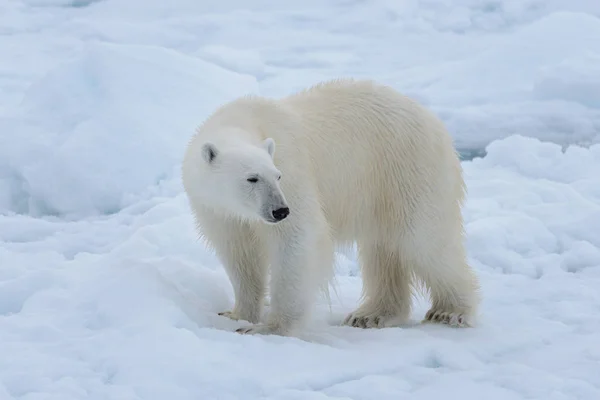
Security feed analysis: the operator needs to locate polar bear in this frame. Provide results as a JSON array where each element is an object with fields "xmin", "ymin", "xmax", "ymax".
[{"xmin": 182, "ymin": 78, "xmax": 480, "ymax": 336}]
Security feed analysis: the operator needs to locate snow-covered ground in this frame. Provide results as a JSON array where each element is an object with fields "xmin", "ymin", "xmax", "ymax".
[{"xmin": 1, "ymin": 1, "xmax": 599, "ymax": 399}]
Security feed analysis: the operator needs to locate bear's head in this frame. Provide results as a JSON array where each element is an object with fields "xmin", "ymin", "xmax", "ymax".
[{"xmin": 185, "ymin": 135, "xmax": 289, "ymax": 224}]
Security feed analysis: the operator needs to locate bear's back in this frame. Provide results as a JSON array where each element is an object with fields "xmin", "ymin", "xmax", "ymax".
[{"xmin": 276, "ymin": 79, "xmax": 463, "ymax": 240}]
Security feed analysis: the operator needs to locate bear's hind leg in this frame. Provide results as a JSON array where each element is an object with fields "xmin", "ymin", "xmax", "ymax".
[
  {"xmin": 408, "ymin": 233, "xmax": 480, "ymax": 327},
  {"xmin": 343, "ymin": 242, "xmax": 412, "ymax": 328}
]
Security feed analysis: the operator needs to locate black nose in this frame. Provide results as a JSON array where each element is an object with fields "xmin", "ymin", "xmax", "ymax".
[{"xmin": 272, "ymin": 207, "xmax": 290, "ymax": 221}]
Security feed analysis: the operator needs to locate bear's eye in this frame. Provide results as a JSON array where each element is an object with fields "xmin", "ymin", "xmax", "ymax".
[
  {"xmin": 277, "ymin": 175, "xmax": 281, "ymax": 181},
  {"xmin": 247, "ymin": 177, "xmax": 259, "ymax": 183}
]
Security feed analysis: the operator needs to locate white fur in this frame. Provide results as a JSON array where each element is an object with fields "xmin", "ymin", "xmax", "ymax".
[{"xmin": 182, "ymin": 78, "xmax": 480, "ymax": 336}]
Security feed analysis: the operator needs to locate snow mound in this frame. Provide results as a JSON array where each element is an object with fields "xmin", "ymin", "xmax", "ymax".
[
  {"xmin": 464, "ymin": 135, "xmax": 600, "ymax": 279},
  {"xmin": 195, "ymin": 45, "xmax": 267, "ymax": 79},
  {"xmin": 476, "ymin": 134, "xmax": 600, "ymax": 182},
  {"xmin": 0, "ymin": 42, "xmax": 258, "ymax": 218}
]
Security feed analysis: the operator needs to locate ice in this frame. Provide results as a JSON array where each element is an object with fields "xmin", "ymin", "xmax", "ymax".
[
  {"xmin": 393, "ymin": 11, "xmax": 600, "ymax": 151},
  {"xmin": 1, "ymin": 0, "xmax": 600, "ymax": 399}
]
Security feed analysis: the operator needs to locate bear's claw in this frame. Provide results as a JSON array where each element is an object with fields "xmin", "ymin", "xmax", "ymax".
[
  {"xmin": 423, "ymin": 309, "xmax": 471, "ymax": 327},
  {"xmin": 218, "ymin": 311, "xmax": 239, "ymax": 320},
  {"xmin": 342, "ymin": 308, "xmax": 408, "ymax": 329},
  {"xmin": 235, "ymin": 323, "xmax": 286, "ymax": 336},
  {"xmin": 218, "ymin": 309, "xmax": 261, "ymax": 324},
  {"xmin": 343, "ymin": 314, "xmax": 384, "ymax": 329}
]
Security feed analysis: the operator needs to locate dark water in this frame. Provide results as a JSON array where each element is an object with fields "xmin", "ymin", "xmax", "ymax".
[{"xmin": 458, "ymin": 148, "xmax": 487, "ymax": 161}]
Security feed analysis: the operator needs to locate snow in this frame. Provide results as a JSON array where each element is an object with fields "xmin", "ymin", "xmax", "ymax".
[{"xmin": 0, "ymin": 1, "xmax": 599, "ymax": 399}]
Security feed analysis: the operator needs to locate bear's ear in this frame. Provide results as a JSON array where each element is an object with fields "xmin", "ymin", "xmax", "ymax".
[
  {"xmin": 262, "ymin": 138, "xmax": 276, "ymax": 159},
  {"xmin": 201, "ymin": 142, "xmax": 218, "ymax": 164}
]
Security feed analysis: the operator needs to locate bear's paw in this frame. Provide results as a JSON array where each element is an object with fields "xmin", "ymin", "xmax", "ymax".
[{"xmin": 342, "ymin": 308, "xmax": 409, "ymax": 329}]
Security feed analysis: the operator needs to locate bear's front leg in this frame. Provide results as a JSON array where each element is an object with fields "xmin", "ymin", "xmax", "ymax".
[
  {"xmin": 236, "ymin": 216, "xmax": 321, "ymax": 336},
  {"xmin": 217, "ymin": 240, "xmax": 268, "ymax": 324},
  {"xmin": 201, "ymin": 215, "xmax": 268, "ymax": 325}
]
